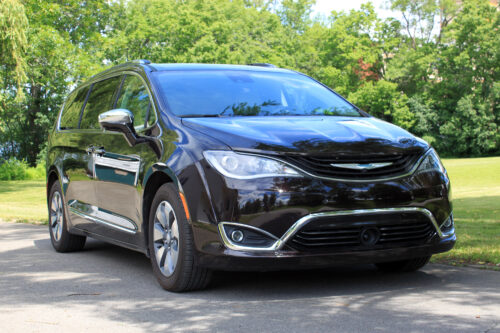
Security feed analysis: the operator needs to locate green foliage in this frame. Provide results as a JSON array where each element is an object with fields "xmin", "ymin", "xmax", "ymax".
[
  {"xmin": 107, "ymin": 0, "xmax": 291, "ymax": 66},
  {"xmin": 0, "ymin": 0, "xmax": 28, "ymax": 100},
  {"xmin": 0, "ymin": 158, "xmax": 26, "ymax": 180},
  {"xmin": 0, "ymin": 158, "xmax": 45, "ymax": 180},
  {"xmin": 0, "ymin": 0, "xmax": 499, "ymax": 162},
  {"xmin": 440, "ymin": 95, "xmax": 498, "ymax": 156},
  {"xmin": 348, "ymin": 80, "xmax": 414, "ymax": 130}
]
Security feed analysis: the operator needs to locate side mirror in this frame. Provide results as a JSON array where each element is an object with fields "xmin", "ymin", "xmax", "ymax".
[
  {"xmin": 99, "ymin": 109, "xmax": 139, "ymax": 146},
  {"xmin": 98, "ymin": 109, "xmax": 162, "ymax": 157},
  {"xmin": 99, "ymin": 109, "xmax": 134, "ymax": 132}
]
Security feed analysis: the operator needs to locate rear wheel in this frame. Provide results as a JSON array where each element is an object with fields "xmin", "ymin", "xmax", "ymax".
[
  {"xmin": 148, "ymin": 183, "xmax": 211, "ymax": 292},
  {"xmin": 375, "ymin": 256, "xmax": 431, "ymax": 272},
  {"xmin": 48, "ymin": 181, "xmax": 86, "ymax": 252}
]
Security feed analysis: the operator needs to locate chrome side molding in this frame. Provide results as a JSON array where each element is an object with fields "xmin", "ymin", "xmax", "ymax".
[
  {"xmin": 68, "ymin": 200, "xmax": 137, "ymax": 234},
  {"xmin": 219, "ymin": 207, "xmax": 455, "ymax": 252}
]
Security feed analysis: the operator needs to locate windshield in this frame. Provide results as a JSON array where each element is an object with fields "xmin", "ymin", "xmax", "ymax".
[{"xmin": 153, "ymin": 70, "xmax": 362, "ymax": 118}]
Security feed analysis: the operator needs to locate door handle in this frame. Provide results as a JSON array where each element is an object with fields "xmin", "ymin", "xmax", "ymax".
[{"xmin": 94, "ymin": 147, "xmax": 105, "ymax": 156}]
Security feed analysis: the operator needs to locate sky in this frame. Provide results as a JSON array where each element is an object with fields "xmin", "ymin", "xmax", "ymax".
[{"xmin": 312, "ymin": 0, "xmax": 396, "ymax": 19}]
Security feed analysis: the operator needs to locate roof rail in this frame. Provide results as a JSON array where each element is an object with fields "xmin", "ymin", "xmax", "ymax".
[
  {"xmin": 247, "ymin": 63, "xmax": 277, "ymax": 68},
  {"xmin": 131, "ymin": 59, "xmax": 152, "ymax": 65}
]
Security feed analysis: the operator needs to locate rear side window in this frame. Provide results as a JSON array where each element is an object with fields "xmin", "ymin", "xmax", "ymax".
[
  {"xmin": 59, "ymin": 87, "xmax": 89, "ymax": 130},
  {"xmin": 116, "ymin": 75, "xmax": 153, "ymax": 129},
  {"xmin": 80, "ymin": 76, "xmax": 122, "ymax": 130}
]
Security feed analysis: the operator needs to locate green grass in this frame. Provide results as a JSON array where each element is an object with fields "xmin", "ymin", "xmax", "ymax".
[
  {"xmin": 0, "ymin": 157, "xmax": 499, "ymax": 266},
  {"xmin": 0, "ymin": 180, "xmax": 47, "ymax": 224},
  {"xmin": 433, "ymin": 157, "xmax": 500, "ymax": 267}
]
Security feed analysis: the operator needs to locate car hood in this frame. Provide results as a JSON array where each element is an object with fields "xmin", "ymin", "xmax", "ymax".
[{"xmin": 181, "ymin": 116, "xmax": 428, "ymax": 156}]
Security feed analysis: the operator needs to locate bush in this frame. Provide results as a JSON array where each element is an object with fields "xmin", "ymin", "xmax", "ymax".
[
  {"xmin": 348, "ymin": 80, "xmax": 415, "ymax": 130},
  {"xmin": 0, "ymin": 158, "xmax": 45, "ymax": 180},
  {"xmin": 25, "ymin": 162, "xmax": 46, "ymax": 180}
]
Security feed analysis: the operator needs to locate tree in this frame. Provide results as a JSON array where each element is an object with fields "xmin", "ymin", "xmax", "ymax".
[
  {"xmin": 348, "ymin": 80, "xmax": 414, "ymax": 130},
  {"xmin": 440, "ymin": 95, "xmax": 497, "ymax": 156},
  {"xmin": 1, "ymin": 0, "xmax": 118, "ymax": 165},
  {"xmin": 0, "ymin": 0, "xmax": 27, "ymax": 99},
  {"xmin": 0, "ymin": 0, "xmax": 28, "ymax": 158},
  {"xmin": 433, "ymin": 0, "xmax": 499, "ymax": 155},
  {"xmin": 107, "ymin": 0, "xmax": 292, "ymax": 67}
]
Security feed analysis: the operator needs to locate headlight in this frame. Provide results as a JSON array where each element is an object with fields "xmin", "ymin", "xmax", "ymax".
[
  {"xmin": 203, "ymin": 151, "xmax": 301, "ymax": 179},
  {"xmin": 415, "ymin": 148, "xmax": 447, "ymax": 175}
]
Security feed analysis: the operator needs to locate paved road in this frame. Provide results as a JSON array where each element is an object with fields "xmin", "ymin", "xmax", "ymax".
[{"xmin": 0, "ymin": 222, "xmax": 499, "ymax": 333}]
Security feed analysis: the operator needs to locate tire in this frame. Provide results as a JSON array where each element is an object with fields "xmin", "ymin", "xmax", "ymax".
[
  {"xmin": 375, "ymin": 256, "xmax": 431, "ymax": 272},
  {"xmin": 148, "ymin": 183, "xmax": 212, "ymax": 292},
  {"xmin": 48, "ymin": 181, "xmax": 86, "ymax": 252}
]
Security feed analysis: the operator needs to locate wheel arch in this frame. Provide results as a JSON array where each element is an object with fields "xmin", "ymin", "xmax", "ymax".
[
  {"xmin": 142, "ymin": 164, "xmax": 185, "ymax": 256},
  {"xmin": 46, "ymin": 166, "xmax": 60, "ymax": 202}
]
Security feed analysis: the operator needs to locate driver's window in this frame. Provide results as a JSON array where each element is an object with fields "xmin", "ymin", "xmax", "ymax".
[{"xmin": 116, "ymin": 75, "xmax": 154, "ymax": 130}]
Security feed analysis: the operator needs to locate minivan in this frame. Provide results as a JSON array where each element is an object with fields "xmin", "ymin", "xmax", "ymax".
[{"xmin": 46, "ymin": 61, "xmax": 455, "ymax": 291}]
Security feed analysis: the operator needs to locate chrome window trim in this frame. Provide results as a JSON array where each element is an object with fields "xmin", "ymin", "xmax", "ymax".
[
  {"xmin": 115, "ymin": 71, "xmax": 159, "ymax": 131},
  {"xmin": 232, "ymin": 149, "xmax": 432, "ymax": 183},
  {"xmin": 218, "ymin": 207, "xmax": 454, "ymax": 253},
  {"xmin": 56, "ymin": 70, "xmax": 160, "ymax": 134}
]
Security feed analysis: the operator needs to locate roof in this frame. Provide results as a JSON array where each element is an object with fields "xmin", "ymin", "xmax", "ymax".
[
  {"xmin": 83, "ymin": 62, "xmax": 295, "ymax": 89},
  {"xmin": 148, "ymin": 63, "xmax": 293, "ymax": 73}
]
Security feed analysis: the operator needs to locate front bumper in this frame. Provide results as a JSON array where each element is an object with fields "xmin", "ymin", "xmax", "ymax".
[
  {"xmin": 194, "ymin": 207, "xmax": 455, "ymax": 271},
  {"xmin": 218, "ymin": 207, "xmax": 454, "ymax": 252},
  {"xmin": 197, "ymin": 234, "xmax": 456, "ymax": 271},
  {"xmin": 182, "ymin": 156, "xmax": 454, "ymax": 270}
]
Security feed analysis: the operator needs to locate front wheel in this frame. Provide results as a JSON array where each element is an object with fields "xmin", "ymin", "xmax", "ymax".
[
  {"xmin": 375, "ymin": 256, "xmax": 431, "ymax": 272},
  {"xmin": 48, "ymin": 181, "xmax": 86, "ymax": 252},
  {"xmin": 148, "ymin": 183, "xmax": 211, "ymax": 292}
]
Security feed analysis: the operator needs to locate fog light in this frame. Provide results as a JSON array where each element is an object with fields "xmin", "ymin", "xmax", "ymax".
[
  {"xmin": 231, "ymin": 230, "xmax": 244, "ymax": 243},
  {"xmin": 441, "ymin": 214, "xmax": 454, "ymax": 231}
]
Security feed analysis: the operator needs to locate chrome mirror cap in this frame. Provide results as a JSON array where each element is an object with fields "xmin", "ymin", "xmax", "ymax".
[{"xmin": 98, "ymin": 109, "xmax": 134, "ymax": 127}]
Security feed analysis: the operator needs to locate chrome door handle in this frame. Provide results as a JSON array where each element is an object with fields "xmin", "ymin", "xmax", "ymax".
[{"xmin": 94, "ymin": 147, "xmax": 105, "ymax": 156}]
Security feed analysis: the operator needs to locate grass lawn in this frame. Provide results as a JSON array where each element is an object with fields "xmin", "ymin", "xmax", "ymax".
[
  {"xmin": 0, "ymin": 180, "xmax": 47, "ymax": 224},
  {"xmin": 0, "ymin": 156, "xmax": 499, "ymax": 266},
  {"xmin": 432, "ymin": 157, "xmax": 500, "ymax": 267}
]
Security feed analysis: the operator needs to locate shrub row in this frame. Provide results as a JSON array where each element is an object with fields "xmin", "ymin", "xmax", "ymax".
[{"xmin": 0, "ymin": 158, "xmax": 45, "ymax": 181}]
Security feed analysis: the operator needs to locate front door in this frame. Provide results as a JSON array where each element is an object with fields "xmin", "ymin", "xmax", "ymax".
[{"xmin": 90, "ymin": 74, "xmax": 158, "ymax": 246}]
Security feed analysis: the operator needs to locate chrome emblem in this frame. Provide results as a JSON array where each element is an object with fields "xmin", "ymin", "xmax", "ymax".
[{"xmin": 330, "ymin": 162, "xmax": 393, "ymax": 170}]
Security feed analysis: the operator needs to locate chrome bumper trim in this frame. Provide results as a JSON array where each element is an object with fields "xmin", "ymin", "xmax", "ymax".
[{"xmin": 219, "ymin": 207, "xmax": 454, "ymax": 252}]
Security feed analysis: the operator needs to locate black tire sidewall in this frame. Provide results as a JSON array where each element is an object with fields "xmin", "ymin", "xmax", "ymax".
[
  {"xmin": 148, "ymin": 183, "xmax": 191, "ymax": 291},
  {"xmin": 48, "ymin": 181, "xmax": 67, "ymax": 249}
]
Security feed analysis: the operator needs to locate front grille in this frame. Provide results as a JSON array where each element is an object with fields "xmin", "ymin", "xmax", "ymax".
[
  {"xmin": 281, "ymin": 152, "xmax": 423, "ymax": 180},
  {"xmin": 288, "ymin": 212, "xmax": 435, "ymax": 253}
]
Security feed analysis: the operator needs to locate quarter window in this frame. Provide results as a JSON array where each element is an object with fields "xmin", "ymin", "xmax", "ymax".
[
  {"xmin": 59, "ymin": 87, "xmax": 89, "ymax": 130},
  {"xmin": 80, "ymin": 76, "xmax": 122, "ymax": 130},
  {"xmin": 116, "ymin": 75, "xmax": 153, "ymax": 129}
]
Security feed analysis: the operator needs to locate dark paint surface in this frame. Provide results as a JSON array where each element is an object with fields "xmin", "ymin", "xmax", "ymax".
[
  {"xmin": 182, "ymin": 116, "xmax": 428, "ymax": 156},
  {"xmin": 46, "ymin": 62, "xmax": 454, "ymax": 268}
]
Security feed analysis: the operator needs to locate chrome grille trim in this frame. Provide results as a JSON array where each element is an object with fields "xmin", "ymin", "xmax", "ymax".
[
  {"xmin": 218, "ymin": 207, "xmax": 454, "ymax": 253},
  {"xmin": 235, "ymin": 149, "xmax": 432, "ymax": 183}
]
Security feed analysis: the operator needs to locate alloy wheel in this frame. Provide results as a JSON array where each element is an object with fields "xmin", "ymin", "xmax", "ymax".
[
  {"xmin": 153, "ymin": 201, "xmax": 180, "ymax": 277},
  {"xmin": 50, "ymin": 191, "xmax": 64, "ymax": 242}
]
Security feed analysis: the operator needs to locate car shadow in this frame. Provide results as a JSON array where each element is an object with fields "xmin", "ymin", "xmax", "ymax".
[{"xmin": 1, "ymin": 223, "xmax": 498, "ymax": 333}]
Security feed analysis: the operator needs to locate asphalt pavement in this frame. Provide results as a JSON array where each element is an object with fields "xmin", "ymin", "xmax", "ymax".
[{"xmin": 0, "ymin": 222, "xmax": 498, "ymax": 333}]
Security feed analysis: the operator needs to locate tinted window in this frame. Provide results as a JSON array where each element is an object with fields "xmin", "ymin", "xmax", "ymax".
[
  {"xmin": 153, "ymin": 71, "xmax": 361, "ymax": 117},
  {"xmin": 116, "ymin": 75, "xmax": 152, "ymax": 129},
  {"xmin": 80, "ymin": 76, "xmax": 122, "ymax": 129},
  {"xmin": 59, "ymin": 87, "xmax": 89, "ymax": 130}
]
